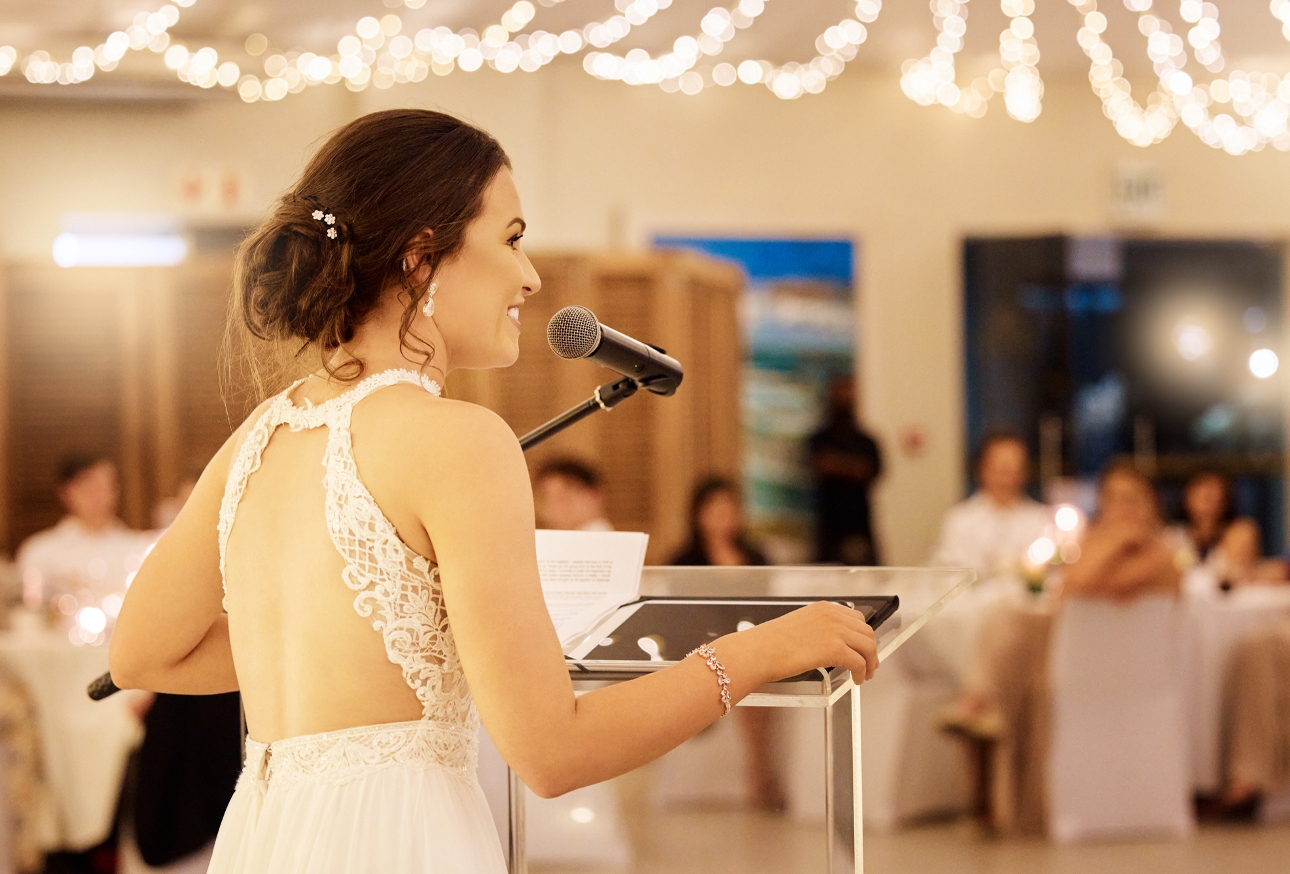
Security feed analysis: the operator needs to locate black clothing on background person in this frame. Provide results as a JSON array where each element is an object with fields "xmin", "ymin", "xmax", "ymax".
[
  {"xmin": 132, "ymin": 692, "xmax": 242, "ymax": 866},
  {"xmin": 670, "ymin": 540, "xmax": 769, "ymax": 566},
  {"xmin": 809, "ymin": 418, "xmax": 883, "ymax": 565}
]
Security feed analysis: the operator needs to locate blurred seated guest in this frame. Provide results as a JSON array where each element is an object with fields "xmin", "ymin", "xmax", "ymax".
[
  {"xmin": 670, "ymin": 477, "xmax": 767, "ymax": 567},
  {"xmin": 1211, "ymin": 620, "xmax": 1290, "ymax": 820},
  {"xmin": 16, "ymin": 453, "xmax": 153, "ymax": 609},
  {"xmin": 809, "ymin": 374, "xmax": 883, "ymax": 565},
  {"xmin": 1059, "ymin": 463, "xmax": 1180, "ymax": 602},
  {"xmin": 532, "ymin": 457, "xmax": 612, "ymax": 531},
  {"xmin": 151, "ymin": 472, "xmax": 200, "ymax": 530},
  {"xmin": 942, "ymin": 461, "xmax": 1180, "ymax": 835},
  {"xmin": 1166, "ymin": 470, "xmax": 1288, "ymax": 589},
  {"xmin": 670, "ymin": 478, "xmax": 778, "ymax": 810},
  {"xmin": 930, "ymin": 429, "xmax": 1050, "ymax": 580}
]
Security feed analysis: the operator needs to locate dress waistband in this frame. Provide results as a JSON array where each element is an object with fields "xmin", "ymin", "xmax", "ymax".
[{"xmin": 240, "ymin": 719, "xmax": 478, "ymax": 788}]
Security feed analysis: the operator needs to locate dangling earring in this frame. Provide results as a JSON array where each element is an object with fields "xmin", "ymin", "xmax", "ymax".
[
  {"xmin": 421, "ymin": 282, "xmax": 438, "ymax": 317},
  {"xmin": 402, "ymin": 257, "xmax": 408, "ymax": 273}
]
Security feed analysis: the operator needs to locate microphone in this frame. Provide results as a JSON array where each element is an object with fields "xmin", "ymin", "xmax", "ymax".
[{"xmin": 547, "ymin": 306, "xmax": 683, "ymax": 396}]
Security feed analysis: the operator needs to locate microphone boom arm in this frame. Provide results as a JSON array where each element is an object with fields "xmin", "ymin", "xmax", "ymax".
[{"xmin": 518, "ymin": 376, "xmax": 638, "ymax": 450}]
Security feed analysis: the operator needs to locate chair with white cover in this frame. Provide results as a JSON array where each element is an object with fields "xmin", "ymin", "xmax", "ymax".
[{"xmin": 1047, "ymin": 595, "xmax": 1194, "ymax": 842}]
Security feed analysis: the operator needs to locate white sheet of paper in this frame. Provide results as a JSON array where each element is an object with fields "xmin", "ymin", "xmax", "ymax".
[{"xmin": 535, "ymin": 529, "xmax": 649, "ymax": 647}]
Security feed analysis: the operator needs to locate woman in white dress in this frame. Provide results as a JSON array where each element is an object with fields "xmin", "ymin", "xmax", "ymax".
[{"xmin": 107, "ymin": 109, "xmax": 880, "ymax": 873}]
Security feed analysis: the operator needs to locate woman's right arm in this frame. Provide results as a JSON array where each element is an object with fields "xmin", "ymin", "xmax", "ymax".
[{"xmin": 413, "ymin": 402, "xmax": 878, "ymax": 799}]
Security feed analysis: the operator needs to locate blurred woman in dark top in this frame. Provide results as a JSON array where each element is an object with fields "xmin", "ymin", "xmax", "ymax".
[
  {"xmin": 1166, "ymin": 470, "xmax": 1287, "ymax": 588},
  {"xmin": 670, "ymin": 477, "xmax": 768, "ymax": 568},
  {"xmin": 670, "ymin": 478, "xmax": 779, "ymax": 809}
]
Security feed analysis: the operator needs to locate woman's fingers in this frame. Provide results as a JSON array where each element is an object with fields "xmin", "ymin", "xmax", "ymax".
[
  {"xmin": 829, "ymin": 628, "xmax": 878, "ymax": 682},
  {"xmin": 846, "ymin": 629, "xmax": 879, "ymax": 680}
]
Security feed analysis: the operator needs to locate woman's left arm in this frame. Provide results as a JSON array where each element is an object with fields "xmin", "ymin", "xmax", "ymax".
[
  {"xmin": 108, "ymin": 433, "xmax": 239, "ymax": 694},
  {"xmin": 1102, "ymin": 536, "xmax": 1181, "ymax": 600}
]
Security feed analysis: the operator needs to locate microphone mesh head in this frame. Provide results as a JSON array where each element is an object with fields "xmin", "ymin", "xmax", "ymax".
[{"xmin": 547, "ymin": 306, "xmax": 601, "ymax": 360}]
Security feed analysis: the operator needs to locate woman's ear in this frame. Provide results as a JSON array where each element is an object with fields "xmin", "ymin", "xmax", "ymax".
[{"xmin": 400, "ymin": 227, "xmax": 436, "ymax": 284}]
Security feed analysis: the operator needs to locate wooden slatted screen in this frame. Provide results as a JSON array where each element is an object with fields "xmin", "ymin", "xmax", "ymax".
[
  {"xmin": 0, "ymin": 250, "xmax": 742, "ymax": 563},
  {"xmin": 447, "ymin": 251, "xmax": 744, "ymax": 562}
]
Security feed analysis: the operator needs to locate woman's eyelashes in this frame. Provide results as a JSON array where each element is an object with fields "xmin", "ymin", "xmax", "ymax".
[{"xmin": 508, "ymin": 233, "xmax": 524, "ymax": 249}]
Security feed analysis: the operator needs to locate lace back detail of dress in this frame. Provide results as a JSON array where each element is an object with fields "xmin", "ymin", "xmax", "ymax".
[{"xmin": 216, "ymin": 369, "xmax": 476, "ymax": 734}]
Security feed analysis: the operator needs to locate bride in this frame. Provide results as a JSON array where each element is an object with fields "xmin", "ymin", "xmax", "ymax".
[{"xmin": 109, "ymin": 109, "xmax": 879, "ymax": 873}]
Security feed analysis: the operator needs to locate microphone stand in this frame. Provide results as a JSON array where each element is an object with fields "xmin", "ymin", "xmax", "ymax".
[
  {"xmin": 88, "ymin": 376, "xmax": 645, "ymax": 701},
  {"xmin": 518, "ymin": 376, "xmax": 638, "ymax": 450}
]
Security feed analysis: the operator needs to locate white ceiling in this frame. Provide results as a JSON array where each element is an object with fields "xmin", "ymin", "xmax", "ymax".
[{"xmin": 3, "ymin": 0, "xmax": 1290, "ymax": 93}]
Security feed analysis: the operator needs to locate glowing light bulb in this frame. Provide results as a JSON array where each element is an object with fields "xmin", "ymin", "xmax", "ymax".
[
  {"xmin": 1250, "ymin": 348, "xmax": 1279, "ymax": 379},
  {"xmin": 1055, "ymin": 505, "xmax": 1080, "ymax": 532},
  {"xmin": 1173, "ymin": 322, "xmax": 1212, "ymax": 361},
  {"xmin": 77, "ymin": 606, "xmax": 107, "ymax": 635},
  {"xmin": 1027, "ymin": 537, "xmax": 1056, "ymax": 565}
]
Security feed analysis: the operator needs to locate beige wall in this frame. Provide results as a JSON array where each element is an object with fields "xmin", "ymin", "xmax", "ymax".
[{"xmin": 3, "ymin": 63, "xmax": 1290, "ymax": 563}]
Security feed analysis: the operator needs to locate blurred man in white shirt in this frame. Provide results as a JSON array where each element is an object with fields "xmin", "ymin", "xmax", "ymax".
[
  {"xmin": 931, "ymin": 431, "xmax": 1051, "ymax": 581},
  {"xmin": 17, "ymin": 453, "xmax": 154, "ymax": 611},
  {"xmin": 533, "ymin": 458, "xmax": 613, "ymax": 532}
]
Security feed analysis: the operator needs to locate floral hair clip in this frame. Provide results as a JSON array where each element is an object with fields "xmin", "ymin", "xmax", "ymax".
[{"xmin": 311, "ymin": 208, "xmax": 339, "ymax": 240}]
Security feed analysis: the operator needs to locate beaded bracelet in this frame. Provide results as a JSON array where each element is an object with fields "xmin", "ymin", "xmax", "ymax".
[{"xmin": 689, "ymin": 643, "xmax": 732, "ymax": 715}]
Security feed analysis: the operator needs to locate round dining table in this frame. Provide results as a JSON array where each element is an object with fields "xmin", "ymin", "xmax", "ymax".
[{"xmin": 0, "ymin": 627, "xmax": 142, "ymax": 852}]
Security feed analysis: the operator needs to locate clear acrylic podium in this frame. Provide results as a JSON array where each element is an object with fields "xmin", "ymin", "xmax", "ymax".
[{"xmin": 504, "ymin": 565, "xmax": 974, "ymax": 874}]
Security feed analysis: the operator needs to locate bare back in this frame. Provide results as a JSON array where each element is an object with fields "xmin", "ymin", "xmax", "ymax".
[{"xmin": 220, "ymin": 369, "xmax": 475, "ymax": 745}]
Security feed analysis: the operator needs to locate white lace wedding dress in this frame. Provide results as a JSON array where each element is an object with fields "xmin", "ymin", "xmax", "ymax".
[{"xmin": 206, "ymin": 370, "xmax": 507, "ymax": 873}]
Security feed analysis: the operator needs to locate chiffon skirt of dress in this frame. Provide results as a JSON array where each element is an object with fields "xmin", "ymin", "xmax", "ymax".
[{"xmin": 206, "ymin": 719, "xmax": 507, "ymax": 874}]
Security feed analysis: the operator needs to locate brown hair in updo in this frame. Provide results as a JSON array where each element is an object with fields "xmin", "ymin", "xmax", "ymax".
[{"xmin": 228, "ymin": 108, "xmax": 510, "ymax": 396}]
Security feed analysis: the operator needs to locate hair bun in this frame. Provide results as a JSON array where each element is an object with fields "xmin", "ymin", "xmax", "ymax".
[
  {"xmin": 228, "ymin": 109, "xmax": 510, "ymax": 396},
  {"xmin": 237, "ymin": 193, "xmax": 358, "ymax": 350}
]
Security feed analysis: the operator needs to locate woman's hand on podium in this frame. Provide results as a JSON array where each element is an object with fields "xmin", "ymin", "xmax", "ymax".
[{"xmin": 728, "ymin": 600, "xmax": 879, "ymax": 684}]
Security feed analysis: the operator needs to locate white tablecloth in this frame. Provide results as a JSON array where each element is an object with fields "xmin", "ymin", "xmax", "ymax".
[
  {"xmin": 0, "ymin": 630, "xmax": 142, "ymax": 851},
  {"xmin": 1185, "ymin": 586, "xmax": 1290, "ymax": 793},
  {"xmin": 864, "ymin": 579, "xmax": 1290, "ymax": 825}
]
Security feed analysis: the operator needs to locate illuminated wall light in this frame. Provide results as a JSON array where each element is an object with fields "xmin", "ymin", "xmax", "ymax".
[
  {"xmin": 53, "ymin": 233, "xmax": 188, "ymax": 268},
  {"xmin": 570, "ymin": 807, "xmax": 596, "ymax": 824},
  {"xmin": 1172, "ymin": 321, "xmax": 1212, "ymax": 361},
  {"xmin": 1249, "ymin": 348, "xmax": 1279, "ymax": 379}
]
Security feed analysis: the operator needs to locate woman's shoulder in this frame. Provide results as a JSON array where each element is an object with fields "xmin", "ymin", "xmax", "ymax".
[
  {"xmin": 363, "ymin": 387, "xmax": 517, "ymax": 446},
  {"xmin": 358, "ymin": 389, "xmax": 527, "ymax": 490}
]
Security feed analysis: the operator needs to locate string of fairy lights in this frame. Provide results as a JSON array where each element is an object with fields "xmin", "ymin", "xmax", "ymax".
[
  {"xmin": 2, "ymin": 0, "xmax": 1290, "ymax": 154},
  {"xmin": 899, "ymin": 0, "xmax": 1042, "ymax": 121}
]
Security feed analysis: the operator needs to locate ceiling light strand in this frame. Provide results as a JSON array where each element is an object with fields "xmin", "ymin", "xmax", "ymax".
[{"xmin": 2, "ymin": 0, "xmax": 195, "ymax": 85}]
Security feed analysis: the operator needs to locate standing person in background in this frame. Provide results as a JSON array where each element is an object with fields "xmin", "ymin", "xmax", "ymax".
[
  {"xmin": 809, "ymin": 374, "xmax": 883, "ymax": 565},
  {"xmin": 670, "ymin": 478, "xmax": 780, "ymax": 810},
  {"xmin": 532, "ymin": 458, "xmax": 612, "ymax": 531},
  {"xmin": 930, "ymin": 430, "xmax": 1050, "ymax": 580},
  {"xmin": 17, "ymin": 453, "xmax": 152, "ymax": 610}
]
